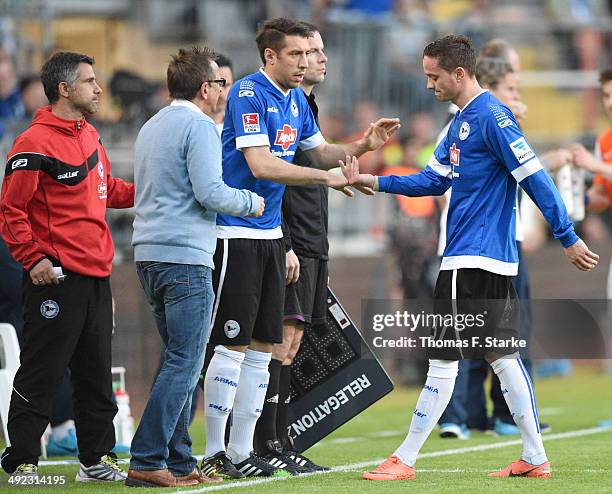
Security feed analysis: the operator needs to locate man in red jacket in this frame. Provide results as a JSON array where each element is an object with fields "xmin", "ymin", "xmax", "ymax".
[{"xmin": 0, "ymin": 51, "xmax": 133, "ymax": 482}]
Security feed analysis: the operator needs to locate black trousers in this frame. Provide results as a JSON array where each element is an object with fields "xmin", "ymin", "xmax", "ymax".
[{"xmin": 1, "ymin": 271, "xmax": 117, "ymax": 472}]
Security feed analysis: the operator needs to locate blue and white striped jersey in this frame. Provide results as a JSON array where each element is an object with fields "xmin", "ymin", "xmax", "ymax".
[{"xmin": 378, "ymin": 91, "xmax": 578, "ymax": 276}]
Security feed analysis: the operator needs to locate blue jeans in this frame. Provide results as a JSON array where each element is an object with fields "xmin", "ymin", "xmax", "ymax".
[{"xmin": 129, "ymin": 262, "xmax": 213, "ymax": 475}]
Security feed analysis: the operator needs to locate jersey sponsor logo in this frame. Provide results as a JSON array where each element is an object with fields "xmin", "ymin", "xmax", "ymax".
[
  {"xmin": 97, "ymin": 161, "xmax": 104, "ymax": 179},
  {"xmin": 40, "ymin": 300, "xmax": 60, "ymax": 319},
  {"xmin": 239, "ymin": 89, "xmax": 255, "ymax": 97},
  {"xmin": 11, "ymin": 158, "xmax": 28, "ymax": 170},
  {"xmin": 224, "ymin": 319, "xmax": 240, "ymax": 338},
  {"xmin": 413, "ymin": 409, "xmax": 427, "ymax": 418},
  {"xmin": 291, "ymin": 100, "xmax": 299, "ymax": 117},
  {"xmin": 57, "ymin": 170, "xmax": 78, "ymax": 180},
  {"xmin": 267, "ymin": 106, "xmax": 278, "ymax": 113},
  {"xmin": 242, "ymin": 113, "xmax": 260, "ymax": 133},
  {"xmin": 498, "ymin": 118, "xmax": 513, "ymax": 129},
  {"xmin": 509, "ymin": 137, "xmax": 535, "ymax": 164},
  {"xmin": 459, "ymin": 122, "xmax": 470, "ymax": 141},
  {"xmin": 274, "ymin": 124, "xmax": 297, "ymax": 151}
]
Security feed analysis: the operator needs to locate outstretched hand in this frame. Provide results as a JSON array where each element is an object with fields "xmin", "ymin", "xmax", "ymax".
[
  {"xmin": 362, "ymin": 118, "xmax": 401, "ymax": 151},
  {"xmin": 339, "ymin": 155, "xmax": 375, "ymax": 192}
]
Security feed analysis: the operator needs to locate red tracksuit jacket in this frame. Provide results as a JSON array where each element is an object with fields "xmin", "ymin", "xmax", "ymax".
[{"xmin": 0, "ymin": 106, "xmax": 134, "ymax": 277}]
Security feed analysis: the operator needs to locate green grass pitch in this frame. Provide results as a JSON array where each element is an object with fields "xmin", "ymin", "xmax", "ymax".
[{"xmin": 1, "ymin": 366, "xmax": 611, "ymax": 493}]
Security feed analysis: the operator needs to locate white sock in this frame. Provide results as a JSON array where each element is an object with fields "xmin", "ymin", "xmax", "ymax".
[
  {"xmin": 226, "ymin": 348, "xmax": 271, "ymax": 464},
  {"xmin": 204, "ymin": 345, "xmax": 245, "ymax": 457},
  {"xmin": 394, "ymin": 360, "xmax": 458, "ymax": 467},
  {"xmin": 490, "ymin": 357, "xmax": 547, "ymax": 465},
  {"xmin": 51, "ymin": 419, "xmax": 75, "ymax": 440}
]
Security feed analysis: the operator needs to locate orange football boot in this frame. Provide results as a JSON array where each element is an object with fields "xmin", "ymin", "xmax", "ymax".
[
  {"xmin": 362, "ymin": 455, "xmax": 415, "ymax": 481},
  {"xmin": 488, "ymin": 459, "xmax": 552, "ymax": 478}
]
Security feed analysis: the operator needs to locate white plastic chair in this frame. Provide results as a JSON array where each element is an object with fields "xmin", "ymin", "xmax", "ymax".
[
  {"xmin": 0, "ymin": 323, "xmax": 21, "ymax": 447},
  {"xmin": 0, "ymin": 323, "xmax": 46, "ymax": 458}
]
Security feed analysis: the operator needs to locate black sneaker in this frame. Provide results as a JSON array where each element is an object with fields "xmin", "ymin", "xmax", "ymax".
[
  {"xmin": 285, "ymin": 450, "xmax": 330, "ymax": 472},
  {"xmin": 261, "ymin": 440, "xmax": 309, "ymax": 475},
  {"xmin": 200, "ymin": 451, "xmax": 244, "ymax": 479},
  {"xmin": 233, "ymin": 452, "xmax": 290, "ymax": 477}
]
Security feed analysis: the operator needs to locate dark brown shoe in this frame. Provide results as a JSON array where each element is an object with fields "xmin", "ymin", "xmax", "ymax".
[
  {"xmin": 125, "ymin": 468, "xmax": 198, "ymax": 488},
  {"xmin": 178, "ymin": 467, "xmax": 223, "ymax": 484}
]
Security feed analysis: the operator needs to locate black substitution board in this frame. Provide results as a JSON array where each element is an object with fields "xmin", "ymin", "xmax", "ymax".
[{"xmin": 286, "ymin": 287, "xmax": 394, "ymax": 452}]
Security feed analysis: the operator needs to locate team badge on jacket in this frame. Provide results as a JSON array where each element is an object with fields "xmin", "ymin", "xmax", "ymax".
[{"xmin": 40, "ymin": 300, "xmax": 60, "ymax": 319}]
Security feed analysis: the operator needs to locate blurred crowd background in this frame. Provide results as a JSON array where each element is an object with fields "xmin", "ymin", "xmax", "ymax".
[{"xmin": 1, "ymin": 0, "xmax": 611, "ymax": 415}]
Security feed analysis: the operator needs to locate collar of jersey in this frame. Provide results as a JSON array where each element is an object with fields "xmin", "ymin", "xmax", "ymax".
[
  {"xmin": 258, "ymin": 67, "xmax": 290, "ymax": 98},
  {"xmin": 458, "ymin": 89, "xmax": 488, "ymax": 114}
]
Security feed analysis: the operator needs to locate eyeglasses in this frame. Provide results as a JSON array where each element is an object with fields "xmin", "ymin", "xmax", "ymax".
[{"xmin": 206, "ymin": 78, "xmax": 226, "ymax": 87}]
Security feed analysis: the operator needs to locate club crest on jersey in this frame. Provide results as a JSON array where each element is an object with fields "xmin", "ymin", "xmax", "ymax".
[
  {"xmin": 291, "ymin": 100, "xmax": 299, "ymax": 117},
  {"xmin": 40, "ymin": 300, "xmax": 59, "ymax": 319},
  {"xmin": 224, "ymin": 320, "xmax": 240, "ymax": 339},
  {"xmin": 459, "ymin": 122, "xmax": 470, "ymax": 141},
  {"xmin": 242, "ymin": 113, "xmax": 260, "ymax": 133},
  {"xmin": 450, "ymin": 143, "xmax": 460, "ymax": 166},
  {"xmin": 275, "ymin": 124, "xmax": 297, "ymax": 151}
]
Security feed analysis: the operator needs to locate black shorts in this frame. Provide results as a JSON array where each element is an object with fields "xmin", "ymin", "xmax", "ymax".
[
  {"xmin": 209, "ymin": 237, "xmax": 285, "ymax": 346},
  {"xmin": 284, "ymin": 256, "xmax": 328, "ymax": 327},
  {"xmin": 428, "ymin": 268, "xmax": 519, "ymax": 360}
]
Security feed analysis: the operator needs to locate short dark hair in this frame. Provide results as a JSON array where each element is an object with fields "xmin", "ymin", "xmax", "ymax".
[
  {"xmin": 600, "ymin": 68, "xmax": 612, "ymax": 85},
  {"xmin": 215, "ymin": 53, "xmax": 233, "ymax": 71},
  {"xmin": 41, "ymin": 51, "xmax": 94, "ymax": 104},
  {"xmin": 255, "ymin": 17, "xmax": 314, "ymax": 64},
  {"xmin": 476, "ymin": 57, "xmax": 514, "ymax": 89},
  {"xmin": 423, "ymin": 35, "xmax": 476, "ymax": 76},
  {"xmin": 167, "ymin": 46, "xmax": 216, "ymax": 100}
]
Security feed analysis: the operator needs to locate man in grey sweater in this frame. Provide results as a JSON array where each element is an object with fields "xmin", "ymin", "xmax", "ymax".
[{"xmin": 127, "ymin": 47, "xmax": 264, "ymax": 488}]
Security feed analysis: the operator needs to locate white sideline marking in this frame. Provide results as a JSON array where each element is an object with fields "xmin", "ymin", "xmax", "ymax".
[
  {"xmin": 37, "ymin": 425, "xmax": 610, "ymax": 469},
  {"xmin": 167, "ymin": 426, "xmax": 611, "ymax": 493}
]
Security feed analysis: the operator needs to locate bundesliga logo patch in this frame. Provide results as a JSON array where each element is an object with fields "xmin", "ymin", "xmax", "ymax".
[
  {"xmin": 275, "ymin": 124, "xmax": 297, "ymax": 151},
  {"xmin": 450, "ymin": 143, "xmax": 460, "ymax": 166},
  {"xmin": 242, "ymin": 113, "xmax": 260, "ymax": 133}
]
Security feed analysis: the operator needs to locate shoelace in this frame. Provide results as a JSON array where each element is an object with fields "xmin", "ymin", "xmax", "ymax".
[
  {"xmin": 16, "ymin": 464, "xmax": 37, "ymax": 474},
  {"xmin": 100, "ymin": 455, "xmax": 123, "ymax": 472}
]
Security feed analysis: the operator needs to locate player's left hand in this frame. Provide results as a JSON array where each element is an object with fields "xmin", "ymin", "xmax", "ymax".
[
  {"xmin": 564, "ymin": 238, "xmax": 599, "ymax": 271},
  {"xmin": 362, "ymin": 118, "xmax": 400, "ymax": 151},
  {"xmin": 285, "ymin": 249, "xmax": 300, "ymax": 285}
]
